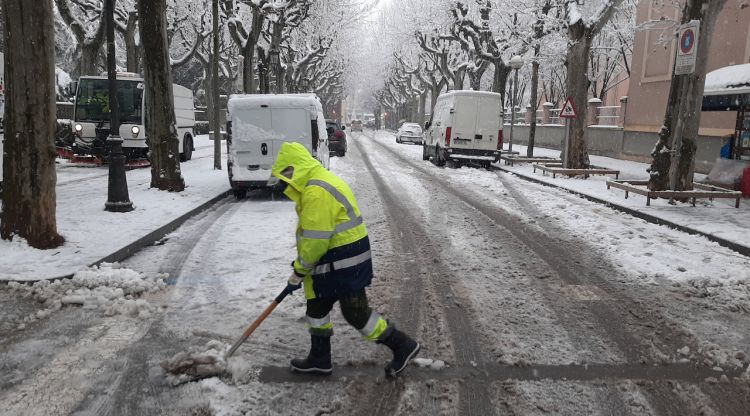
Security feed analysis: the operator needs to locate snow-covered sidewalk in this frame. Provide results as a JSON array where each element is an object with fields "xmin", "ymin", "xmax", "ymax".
[
  {"xmin": 493, "ymin": 144, "xmax": 750, "ymax": 252},
  {"xmin": 0, "ymin": 135, "xmax": 229, "ymax": 281},
  {"xmin": 365, "ymin": 129, "xmax": 750, "ymax": 255}
]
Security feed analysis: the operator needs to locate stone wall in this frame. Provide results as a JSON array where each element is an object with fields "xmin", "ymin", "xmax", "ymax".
[{"xmin": 504, "ymin": 124, "xmax": 723, "ymax": 174}]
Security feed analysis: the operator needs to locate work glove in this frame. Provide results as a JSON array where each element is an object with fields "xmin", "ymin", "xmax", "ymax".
[{"xmin": 285, "ymin": 270, "xmax": 304, "ymax": 294}]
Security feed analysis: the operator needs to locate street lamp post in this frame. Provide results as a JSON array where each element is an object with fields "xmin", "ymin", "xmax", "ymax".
[
  {"xmin": 508, "ymin": 55, "xmax": 524, "ymax": 154},
  {"xmin": 104, "ymin": 0, "xmax": 133, "ymax": 212}
]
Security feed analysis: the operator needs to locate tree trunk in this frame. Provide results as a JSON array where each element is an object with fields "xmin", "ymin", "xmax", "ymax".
[
  {"xmin": 564, "ymin": 25, "xmax": 593, "ymax": 169},
  {"xmin": 212, "ymin": 0, "xmax": 221, "ymax": 170},
  {"xmin": 1, "ymin": 0, "xmax": 64, "ymax": 248},
  {"xmin": 138, "ymin": 0, "xmax": 185, "ymax": 191},
  {"xmin": 492, "ymin": 60, "xmax": 511, "ymax": 105},
  {"xmin": 79, "ymin": 41, "xmax": 102, "ymax": 76},
  {"xmin": 647, "ymin": 0, "xmax": 727, "ymax": 191},
  {"xmin": 419, "ymin": 92, "xmax": 427, "ymax": 126},
  {"xmin": 125, "ymin": 11, "xmax": 140, "ymax": 73},
  {"xmin": 242, "ymin": 45, "xmax": 255, "ymax": 93},
  {"xmin": 528, "ymin": 46, "xmax": 540, "ymax": 158}
]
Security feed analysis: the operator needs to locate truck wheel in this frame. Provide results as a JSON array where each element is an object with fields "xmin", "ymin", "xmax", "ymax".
[
  {"xmin": 435, "ymin": 146, "xmax": 445, "ymax": 167},
  {"xmin": 422, "ymin": 144, "xmax": 429, "ymax": 161}
]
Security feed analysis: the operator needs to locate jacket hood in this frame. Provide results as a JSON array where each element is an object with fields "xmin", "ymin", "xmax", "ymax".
[{"xmin": 271, "ymin": 142, "xmax": 322, "ymax": 193}]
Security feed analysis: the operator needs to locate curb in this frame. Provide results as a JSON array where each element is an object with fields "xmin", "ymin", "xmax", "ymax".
[
  {"xmin": 4, "ymin": 190, "xmax": 231, "ymax": 284},
  {"xmin": 493, "ymin": 165, "xmax": 750, "ymax": 258}
]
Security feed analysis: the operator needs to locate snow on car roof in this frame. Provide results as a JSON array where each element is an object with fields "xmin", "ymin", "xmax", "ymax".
[
  {"xmin": 228, "ymin": 93, "xmax": 322, "ymax": 113},
  {"xmin": 704, "ymin": 63, "xmax": 750, "ymax": 96}
]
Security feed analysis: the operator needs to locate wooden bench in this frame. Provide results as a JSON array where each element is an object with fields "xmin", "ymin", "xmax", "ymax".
[
  {"xmin": 499, "ymin": 156, "xmax": 561, "ymax": 167},
  {"xmin": 606, "ymin": 179, "xmax": 743, "ymax": 208},
  {"xmin": 532, "ymin": 163, "xmax": 620, "ymax": 179}
]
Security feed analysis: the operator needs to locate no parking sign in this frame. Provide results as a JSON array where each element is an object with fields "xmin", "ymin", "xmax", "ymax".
[{"xmin": 675, "ymin": 20, "xmax": 700, "ymax": 75}]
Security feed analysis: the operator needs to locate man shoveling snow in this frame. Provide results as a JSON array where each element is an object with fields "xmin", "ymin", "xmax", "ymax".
[{"xmin": 272, "ymin": 142, "xmax": 421, "ymax": 377}]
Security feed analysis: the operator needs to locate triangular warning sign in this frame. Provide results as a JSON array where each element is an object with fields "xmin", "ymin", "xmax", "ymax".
[{"xmin": 560, "ymin": 97, "xmax": 577, "ymax": 119}]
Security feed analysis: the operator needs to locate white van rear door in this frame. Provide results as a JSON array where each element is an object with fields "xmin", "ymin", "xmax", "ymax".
[
  {"xmin": 271, "ymin": 108, "xmax": 311, "ymax": 157},
  {"xmin": 231, "ymin": 107, "xmax": 275, "ymax": 171},
  {"xmin": 451, "ymin": 95, "xmax": 478, "ymax": 149},
  {"xmin": 474, "ymin": 95, "xmax": 502, "ymax": 151}
]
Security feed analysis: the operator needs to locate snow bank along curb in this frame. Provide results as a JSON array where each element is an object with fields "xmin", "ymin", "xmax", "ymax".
[
  {"xmin": 2, "ymin": 190, "xmax": 231, "ymax": 284},
  {"xmin": 494, "ymin": 165, "xmax": 750, "ymax": 258},
  {"xmin": 6, "ymin": 263, "xmax": 167, "ymax": 330}
]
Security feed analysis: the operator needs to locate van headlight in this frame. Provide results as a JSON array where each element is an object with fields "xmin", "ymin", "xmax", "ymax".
[
  {"xmin": 74, "ymin": 123, "xmax": 83, "ymax": 133},
  {"xmin": 131, "ymin": 126, "xmax": 140, "ymax": 138}
]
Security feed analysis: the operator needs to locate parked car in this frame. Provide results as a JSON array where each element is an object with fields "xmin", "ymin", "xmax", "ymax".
[
  {"xmin": 326, "ymin": 119, "xmax": 347, "ymax": 157},
  {"xmin": 423, "ymin": 90, "xmax": 503, "ymax": 169},
  {"xmin": 351, "ymin": 119, "xmax": 363, "ymax": 132},
  {"xmin": 226, "ymin": 93, "xmax": 330, "ymax": 199},
  {"xmin": 396, "ymin": 123, "xmax": 424, "ymax": 144}
]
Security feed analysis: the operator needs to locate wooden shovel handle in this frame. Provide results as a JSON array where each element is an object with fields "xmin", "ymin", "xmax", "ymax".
[{"xmin": 225, "ymin": 287, "xmax": 290, "ymax": 359}]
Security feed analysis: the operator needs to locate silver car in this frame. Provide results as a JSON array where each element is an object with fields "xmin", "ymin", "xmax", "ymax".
[{"xmin": 396, "ymin": 123, "xmax": 424, "ymax": 144}]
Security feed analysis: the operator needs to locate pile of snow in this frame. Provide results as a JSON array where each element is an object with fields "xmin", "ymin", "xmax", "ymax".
[
  {"xmin": 6, "ymin": 263, "xmax": 166, "ymax": 329},
  {"xmin": 160, "ymin": 340, "xmax": 257, "ymax": 386}
]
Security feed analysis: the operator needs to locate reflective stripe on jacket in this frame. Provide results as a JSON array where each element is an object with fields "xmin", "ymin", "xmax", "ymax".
[{"xmin": 272, "ymin": 142, "xmax": 373, "ymax": 299}]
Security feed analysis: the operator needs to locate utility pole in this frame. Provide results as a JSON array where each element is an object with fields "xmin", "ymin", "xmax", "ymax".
[{"xmin": 212, "ymin": 0, "xmax": 221, "ymax": 170}]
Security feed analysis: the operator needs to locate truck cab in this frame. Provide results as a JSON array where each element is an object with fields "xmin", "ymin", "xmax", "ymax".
[{"xmin": 72, "ymin": 73, "xmax": 195, "ymax": 161}]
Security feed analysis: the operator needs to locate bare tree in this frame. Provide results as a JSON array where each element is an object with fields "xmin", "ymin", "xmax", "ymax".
[
  {"xmin": 647, "ymin": 0, "xmax": 728, "ymax": 191},
  {"xmin": 138, "ymin": 0, "xmax": 185, "ymax": 191},
  {"xmin": 212, "ymin": 0, "xmax": 221, "ymax": 169},
  {"xmin": 563, "ymin": 0, "xmax": 624, "ymax": 169},
  {"xmin": 1, "ymin": 0, "xmax": 65, "ymax": 248},
  {"xmin": 226, "ymin": 0, "xmax": 268, "ymax": 93},
  {"xmin": 55, "ymin": 0, "xmax": 108, "ymax": 76}
]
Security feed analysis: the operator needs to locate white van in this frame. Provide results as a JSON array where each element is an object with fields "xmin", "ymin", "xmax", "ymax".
[
  {"xmin": 73, "ymin": 73, "xmax": 196, "ymax": 161},
  {"xmin": 226, "ymin": 94, "xmax": 330, "ymax": 199},
  {"xmin": 423, "ymin": 91, "xmax": 503, "ymax": 168}
]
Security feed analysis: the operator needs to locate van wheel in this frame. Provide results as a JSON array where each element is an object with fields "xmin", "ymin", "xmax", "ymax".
[
  {"xmin": 233, "ymin": 189, "xmax": 247, "ymax": 200},
  {"xmin": 435, "ymin": 146, "xmax": 446, "ymax": 167},
  {"xmin": 422, "ymin": 144, "xmax": 429, "ymax": 161},
  {"xmin": 180, "ymin": 136, "xmax": 193, "ymax": 161}
]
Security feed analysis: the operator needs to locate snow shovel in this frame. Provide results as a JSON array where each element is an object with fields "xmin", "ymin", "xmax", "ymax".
[{"xmin": 224, "ymin": 286, "xmax": 292, "ymax": 359}]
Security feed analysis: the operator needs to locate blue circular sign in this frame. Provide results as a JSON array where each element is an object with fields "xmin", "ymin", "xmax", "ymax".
[{"xmin": 680, "ymin": 28, "xmax": 695, "ymax": 54}]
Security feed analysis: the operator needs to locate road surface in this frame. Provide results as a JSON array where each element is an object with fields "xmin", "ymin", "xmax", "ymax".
[{"xmin": 1, "ymin": 129, "xmax": 749, "ymax": 415}]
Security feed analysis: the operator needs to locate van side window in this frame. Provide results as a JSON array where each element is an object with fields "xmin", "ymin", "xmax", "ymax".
[{"xmin": 311, "ymin": 119, "xmax": 319, "ymax": 151}]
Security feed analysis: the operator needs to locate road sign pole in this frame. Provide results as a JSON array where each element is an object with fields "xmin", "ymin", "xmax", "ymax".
[
  {"xmin": 563, "ymin": 118, "xmax": 570, "ymax": 167},
  {"xmin": 559, "ymin": 96, "xmax": 577, "ymax": 168}
]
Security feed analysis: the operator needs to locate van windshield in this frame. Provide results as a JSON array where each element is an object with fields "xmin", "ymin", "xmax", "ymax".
[{"xmin": 75, "ymin": 78, "xmax": 144, "ymax": 124}]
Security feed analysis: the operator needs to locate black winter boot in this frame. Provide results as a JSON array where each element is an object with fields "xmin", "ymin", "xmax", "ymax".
[
  {"xmin": 379, "ymin": 328, "xmax": 421, "ymax": 377},
  {"xmin": 290, "ymin": 334, "xmax": 333, "ymax": 375}
]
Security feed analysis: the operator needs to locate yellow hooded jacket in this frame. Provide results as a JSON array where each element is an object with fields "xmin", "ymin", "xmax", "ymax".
[{"xmin": 272, "ymin": 142, "xmax": 373, "ymax": 299}]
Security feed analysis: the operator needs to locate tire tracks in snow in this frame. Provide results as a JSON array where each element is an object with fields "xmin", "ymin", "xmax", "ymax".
[
  {"xmin": 367, "ymin": 134, "xmax": 750, "ymax": 415},
  {"xmin": 0, "ymin": 199, "xmax": 236, "ymax": 415},
  {"xmin": 354, "ymin": 136, "xmax": 496, "ymax": 416},
  {"xmin": 65, "ymin": 199, "xmax": 238, "ymax": 416}
]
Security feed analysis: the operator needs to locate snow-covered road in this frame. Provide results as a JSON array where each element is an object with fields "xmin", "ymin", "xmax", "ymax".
[{"xmin": 1, "ymin": 129, "xmax": 749, "ymax": 415}]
